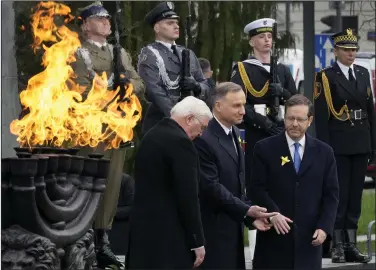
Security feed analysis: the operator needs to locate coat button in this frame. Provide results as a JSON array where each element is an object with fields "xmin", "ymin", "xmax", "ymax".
[{"xmin": 296, "ymin": 182, "xmax": 299, "ymax": 187}]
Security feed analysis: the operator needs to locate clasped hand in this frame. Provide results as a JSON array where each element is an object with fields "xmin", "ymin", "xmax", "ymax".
[
  {"xmin": 247, "ymin": 206, "xmax": 278, "ymax": 231},
  {"xmin": 268, "ymin": 83, "xmax": 283, "ymax": 97},
  {"xmin": 180, "ymin": 76, "xmax": 201, "ymax": 95}
]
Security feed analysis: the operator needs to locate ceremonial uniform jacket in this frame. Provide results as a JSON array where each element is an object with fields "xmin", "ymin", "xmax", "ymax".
[
  {"xmin": 230, "ymin": 58, "xmax": 297, "ymax": 197},
  {"xmin": 138, "ymin": 42, "xmax": 210, "ymax": 134},
  {"xmin": 230, "ymin": 58, "xmax": 297, "ymax": 147},
  {"xmin": 72, "ymin": 40, "xmax": 145, "ymax": 99},
  {"xmin": 314, "ymin": 62, "xmax": 376, "ymax": 155}
]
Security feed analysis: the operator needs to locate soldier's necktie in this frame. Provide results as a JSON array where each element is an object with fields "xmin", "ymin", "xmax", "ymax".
[
  {"xmin": 293, "ymin": 142, "xmax": 301, "ymax": 172},
  {"xmin": 348, "ymin": 68, "xmax": 355, "ymax": 82},
  {"xmin": 171, "ymin": 45, "xmax": 179, "ymax": 59}
]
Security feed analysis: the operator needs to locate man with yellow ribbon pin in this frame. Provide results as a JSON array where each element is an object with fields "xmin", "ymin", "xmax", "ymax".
[
  {"xmin": 230, "ymin": 17, "xmax": 297, "ymax": 262},
  {"xmin": 249, "ymin": 95, "xmax": 339, "ymax": 269}
]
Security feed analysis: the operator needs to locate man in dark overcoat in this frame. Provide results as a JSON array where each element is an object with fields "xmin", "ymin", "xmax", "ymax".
[
  {"xmin": 230, "ymin": 18, "xmax": 297, "ymax": 258},
  {"xmin": 127, "ymin": 96, "xmax": 212, "ymax": 269},
  {"xmin": 249, "ymin": 94, "xmax": 339, "ymax": 269},
  {"xmin": 194, "ymin": 82, "xmax": 276, "ymax": 269}
]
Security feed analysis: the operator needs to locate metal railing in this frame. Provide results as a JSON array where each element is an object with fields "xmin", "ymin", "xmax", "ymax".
[{"xmin": 367, "ymin": 220, "xmax": 376, "ymax": 261}]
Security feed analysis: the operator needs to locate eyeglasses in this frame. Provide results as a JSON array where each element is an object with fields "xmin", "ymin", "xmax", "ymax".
[
  {"xmin": 193, "ymin": 116, "xmax": 208, "ymax": 132},
  {"xmin": 285, "ymin": 116, "xmax": 309, "ymax": 124}
]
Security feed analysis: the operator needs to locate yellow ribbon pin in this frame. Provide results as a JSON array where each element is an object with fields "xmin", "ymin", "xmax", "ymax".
[{"xmin": 281, "ymin": 156, "xmax": 290, "ymax": 166}]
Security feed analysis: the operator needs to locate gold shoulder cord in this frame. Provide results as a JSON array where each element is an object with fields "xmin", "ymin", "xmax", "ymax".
[
  {"xmin": 321, "ymin": 71, "xmax": 350, "ymax": 121},
  {"xmin": 237, "ymin": 62, "xmax": 269, "ymax": 98}
]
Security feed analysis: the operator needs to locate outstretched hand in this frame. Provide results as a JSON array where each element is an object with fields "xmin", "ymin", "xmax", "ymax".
[{"xmin": 247, "ymin": 206, "xmax": 278, "ymax": 219}]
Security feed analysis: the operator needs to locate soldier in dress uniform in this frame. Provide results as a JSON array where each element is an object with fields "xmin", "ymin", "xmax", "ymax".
[
  {"xmin": 230, "ymin": 18, "xmax": 297, "ymax": 261},
  {"xmin": 230, "ymin": 18, "xmax": 297, "ymax": 205},
  {"xmin": 314, "ymin": 28, "xmax": 375, "ymax": 264},
  {"xmin": 71, "ymin": 2, "xmax": 145, "ymax": 269},
  {"xmin": 138, "ymin": 1, "xmax": 211, "ymax": 135}
]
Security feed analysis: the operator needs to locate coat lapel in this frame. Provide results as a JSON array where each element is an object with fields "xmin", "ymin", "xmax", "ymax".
[
  {"xmin": 278, "ymin": 133, "xmax": 316, "ymax": 177},
  {"xmin": 278, "ymin": 133, "xmax": 296, "ymax": 175},
  {"xmin": 332, "ymin": 62, "xmax": 364, "ymax": 106},
  {"xmin": 233, "ymin": 127, "xmax": 244, "ymax": 167},
  {"xmin": 233, "ymin": 127, "xmax": 246, "ymax": 194},
  {"xmin": 297, "ymin": 134, "xmax": 316, "ymax": 177},
  {"xmin": 354, "ymin": 65, "xmax": 367, "ymax": 97},
  {"xmin": 175, "ymin": 45, "xmax": 183, "ymax": 63},
  {"xmin": 210, "ymin": 119, "xmax": 238, "ymax": 164}
]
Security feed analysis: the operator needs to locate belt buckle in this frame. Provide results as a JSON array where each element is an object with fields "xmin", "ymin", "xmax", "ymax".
[{"xmin": 354, "ymin": 109, "xmax": 362, "ymax": 120}]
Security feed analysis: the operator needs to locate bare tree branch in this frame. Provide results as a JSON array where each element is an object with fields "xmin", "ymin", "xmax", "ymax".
[{"xmin": 357, "ymin": 1, "xmax": 375, "ymax": 32}]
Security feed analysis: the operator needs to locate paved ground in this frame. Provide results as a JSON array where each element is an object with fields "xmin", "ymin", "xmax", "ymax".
[
  {"xmin": 112, "ymin": 249, "xmax": 375, "ymax": 270},
  {"xmin": 322, "ymin": 257, "xmax": 375, "ymax": 269}
]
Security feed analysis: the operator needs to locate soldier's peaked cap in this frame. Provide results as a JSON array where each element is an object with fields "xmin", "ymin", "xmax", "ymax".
[
  {"xmin": 145, "ymin": 2, "xmax": 179, "ymax": 26},
  {"xmin": 331, "ymin": 28, "xmax": 358, "ymax": 49},
  {"xmin": 244, "ymin": 18, "xmax": 275, "ymax": 37},
  {"xmin": 78, "ymin": 1, "xmax": 110, "ymax": 21}
]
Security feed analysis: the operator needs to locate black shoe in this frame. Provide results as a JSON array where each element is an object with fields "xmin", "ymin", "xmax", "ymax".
[
  {"xmin": 95, "ymin": 229, "xmax": 124, "ymax": 269},
  {"xmin": 344, "ymin": 229, "xmax": 371, "ymax": 263},
  {"xmin": 331, "ymin": 230, "xmax": 346, "ymax": 263}
]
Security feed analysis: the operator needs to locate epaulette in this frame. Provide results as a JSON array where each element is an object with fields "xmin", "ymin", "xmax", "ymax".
[
  {"xmin": 317, "ymin": 66, "xmax": 332, "ymax": 74},
  {"xmin": 354, "ymin": 64, "xmax": 367, "ymax": 72},
  {"xmin": 320, "ymin": 66, "xmax": 331, "ymax": 72}
]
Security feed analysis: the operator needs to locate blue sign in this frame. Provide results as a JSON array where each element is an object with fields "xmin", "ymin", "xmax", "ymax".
[{"xmin": 315, "ymin": 34, "xmax": 335, "ymax": 72}]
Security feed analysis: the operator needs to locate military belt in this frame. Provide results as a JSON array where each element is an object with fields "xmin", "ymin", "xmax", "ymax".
[{"xmin": 339, "ymin": 109, "xmax": 368, "ymax": 121}]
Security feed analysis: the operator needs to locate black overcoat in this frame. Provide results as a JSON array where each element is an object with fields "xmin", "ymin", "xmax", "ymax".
[
  {"xmin": 127, "ymin": 118, "xmax": 205, "ymax": 269},
  {"xmin": 194, "ymin": 119, "xmax": 252, "ymax": 269},
  {"xmin": 249, "ymin": 133, "xmax": 339, "ymax": 270}
]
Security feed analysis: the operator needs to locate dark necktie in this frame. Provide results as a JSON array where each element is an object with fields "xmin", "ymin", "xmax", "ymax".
[
  {"xmin": 171, "ymin": 45, "xmax": 179, "ymax": 58},
  {"xmin": 228, "ymin": 131, "xmax": 238, "ymax": 155},
  {"xmin": 348, "ymin": 68, "xmax": 355, "ymax": 82}
]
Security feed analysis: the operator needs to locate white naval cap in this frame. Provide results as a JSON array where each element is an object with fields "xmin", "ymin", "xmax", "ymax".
[{"xmin": 244, "ymin": 18, "xmax": 276, "ymax": 37}]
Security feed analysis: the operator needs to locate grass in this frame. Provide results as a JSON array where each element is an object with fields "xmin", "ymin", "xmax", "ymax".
[
  {"xmin": 244, "ymin": 227, "xmax": 249, "ymax": 246},
  {"xmin": 244, "ymin": 189, "xmax": 376, "ymax": 247},
  {"xmin": 357, "ymin": 240, "xmax": 375, "ymax": 255},
  {"xmin": 358, "ymin": 189, "xmax": 376, "ymax": 236}
]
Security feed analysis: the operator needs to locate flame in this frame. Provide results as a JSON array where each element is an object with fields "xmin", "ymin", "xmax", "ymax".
[{"xmin": 10, "ymin": 1, "xmax": 142, "ymax": 149}]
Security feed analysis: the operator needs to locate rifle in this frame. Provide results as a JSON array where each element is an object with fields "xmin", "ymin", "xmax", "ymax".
[
  {"xmin": 180, "ymin": 0, "xmax": 193, "ymax": 100},
  {"xmin": 112, "ymin": 1, "xmax": 129, "ymax": 103},
  {"xmin": 269, "ymin": 22, "xmax": 280, "ymax": 119}
]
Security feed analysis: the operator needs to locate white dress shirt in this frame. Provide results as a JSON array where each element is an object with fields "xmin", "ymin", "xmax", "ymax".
[
  {"xmin": 285, "ymin": 132, "xmax": 306, "ymax": 161},
  {"xmin": 337, "ymin": 60, "xmax": 356, "ymax": 81},
  {"xmin": 156, "ymin": 40, "xmax": 177, "ymax": 53}
]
